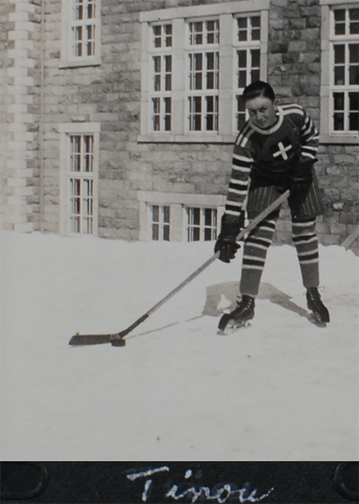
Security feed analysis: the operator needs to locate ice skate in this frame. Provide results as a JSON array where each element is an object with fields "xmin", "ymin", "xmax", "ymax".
[
  {"xmin": 306, "ymin": 287, "xmax": 330, "ymax": 324},
  {"xmin": 218, "ymin": 295, "xmax": 255, "ymax": 334}
]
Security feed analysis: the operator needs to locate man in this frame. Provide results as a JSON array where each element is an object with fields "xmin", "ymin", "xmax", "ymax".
[{"xmin": 215, "ymin": 81, "xmax": 330, "ymax": 331}]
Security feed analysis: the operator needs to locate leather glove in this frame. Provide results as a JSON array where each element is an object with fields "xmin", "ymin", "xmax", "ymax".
[
  {"xmin": 290, "ymin": 159, "xmax": 316, "ymax": 195},
  {"xmin": 214, "ymin": 212, "xmax": 244, "ymax": 263}
]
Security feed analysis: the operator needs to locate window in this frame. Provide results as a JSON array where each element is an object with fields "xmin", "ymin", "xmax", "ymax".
[
  {"xmin": 186, "ymin": 207, "xmax": 218, "ymax": 241},
  {"xmin": 151, "ymin": 205, "xmax": 171, "ymax": 240},
  {"xmin": 60, "ymin": 0, "xmax": 101, "ymax": 67},
  {"xmin": 150, "ymin": 24, "xmax": 173, "ymax": 132},
  {"xmin": 234, "ymin": 15, "xmax": 262, "ymax": 130},
  {"xmin": 187, "ymin": 20, "xmax": 220, "ymax": 132},
  {"xmin": 68, "ymin": 135, "xmax": 95, "ymax": 234},
  {"xmin": 72, "ymin": 0, "xmax": 97, "ymax": 58},
  {"xmin": 320, "ymin": 0, "xmax": 359, "ymax": 143},
  {"xmin": 59, "ymin": 123, "xmax": 100, "ymax": 236},
  {"xmin": 139, "ymin": 1, "xmax": 269, "ymax": 142},
  {"xmin": 138, "ymin": 192, "xmax": 225, "ymax": 242}
]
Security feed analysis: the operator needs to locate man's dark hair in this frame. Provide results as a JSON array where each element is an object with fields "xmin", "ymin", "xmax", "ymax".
[{"xmin": 242, "ymin": 81, "xmax": 276, "ymax": 103}]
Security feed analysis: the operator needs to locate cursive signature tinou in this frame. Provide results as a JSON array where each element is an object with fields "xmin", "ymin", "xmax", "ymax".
[{"xmin": 127, "ymin": 466, "xmax": 274, "ymax": 503}]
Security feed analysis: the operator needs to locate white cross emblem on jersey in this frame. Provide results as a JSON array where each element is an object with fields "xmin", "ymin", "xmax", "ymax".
[{"xmin": 272, "ymin": 141, "xmax": 292, "ymax": 160}]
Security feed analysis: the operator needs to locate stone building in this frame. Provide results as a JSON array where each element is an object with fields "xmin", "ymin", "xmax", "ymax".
[{"xmin": 1, "ymin": 0, "xmax": 358, "ymax": 250}]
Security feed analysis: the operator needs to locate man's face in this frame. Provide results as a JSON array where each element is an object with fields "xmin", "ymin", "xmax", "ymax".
[{"xmin": 245, "ymin": 95, "xmax": 277, "ymax": 129}]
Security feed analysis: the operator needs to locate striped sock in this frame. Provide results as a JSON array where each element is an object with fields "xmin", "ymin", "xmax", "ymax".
[
  {"xmin": 292, "ymin": 219, "xmax": 319, "ymax": 288},
  {"xmin": 240, "ymin": 215, "xmax": 277, "ymax": 297}
]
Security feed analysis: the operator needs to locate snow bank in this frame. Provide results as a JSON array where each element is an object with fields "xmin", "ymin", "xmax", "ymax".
[{"xmin": 1, "ymin": 230, "xmax": 358, "ymax": 461}]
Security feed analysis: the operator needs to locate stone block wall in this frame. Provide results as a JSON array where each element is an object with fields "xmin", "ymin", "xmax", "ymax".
[
  {"xmin": 1, "ymin": 0, "xmax": 358, "ymax": 253},
  {"xmin": 1, "ymin": 0, "xmax": 42, "ymax": 232},
  {"xmin": 0, "ymin": 1, "xmax": 15, "ymax": 221}
]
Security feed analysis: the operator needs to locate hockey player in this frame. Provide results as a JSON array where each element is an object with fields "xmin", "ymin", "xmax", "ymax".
[{"xmin": 215, "ymin": 81, "xmax": 330, "ymax": 331}]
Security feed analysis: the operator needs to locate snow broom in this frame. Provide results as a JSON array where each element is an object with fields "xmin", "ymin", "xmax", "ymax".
[{"xmin": 69, "ymin": 190, "xmax": 290, "ymax": 347}]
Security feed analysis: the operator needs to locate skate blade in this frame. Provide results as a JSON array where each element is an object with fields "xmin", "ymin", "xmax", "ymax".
[
  {"xmin": 309, "ymin": 313, "xmax": 327, "ymax": 328},
  {"xmin": 217, "ymin": 320, "xmax": 251, "ymax": 336}
]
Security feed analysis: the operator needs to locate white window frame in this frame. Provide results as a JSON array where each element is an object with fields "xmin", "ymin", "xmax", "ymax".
[
  {"xmin": 320, "ymin": 0, "xmax": 359, "ymax": 144},
  {"xmin": 149, "ymin": 204, "xmax": 171, "ymax": 241},
  {"xmin": 184, "ymin": 206, "xmax": 218, "ymax": 242},
  {"xmin": 60, "ymin": 0, "xmax": 102, "ymax": 68},
  {"xmin": 59, "ymin": 123, "xmax": 100, "ymax": 236},
  {"xmin": 233, "ymin": 14, "xmax": 263, "ymax": 132},
  {"xmin": 138, "ymin": 191, "xmax": 226, "ymax": 241},
  {"xmin": 149, "ymin": 23, "xmax": 173, "ymax": 133},
  {"xmin": 139, "ymin": 0, "xmax": 269, "ymax": 143},
  {"xmin": 185, "ymin": 18, "xmax": 220, "ymax": 135}
]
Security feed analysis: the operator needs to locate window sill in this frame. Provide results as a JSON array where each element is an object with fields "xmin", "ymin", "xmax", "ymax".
[
  {"xmin": 319, "ymin": 133, "xmax": 359, "ymax": 145},
  {"xmin": 137, "ymin": 134, "xmax": 236, "ymax": 144},
  {"xmin": 59, "ymin": 57, "xmax": 102, "ymax": 69}
]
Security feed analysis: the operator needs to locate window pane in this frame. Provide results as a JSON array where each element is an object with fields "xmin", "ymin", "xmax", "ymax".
[
  {"xmin": 350, "ymin": 44, "xmax": 359, "ymax": 63},
  {"xmin": 237, "ymin": 50, "xmax": 247, "ymax": 88},
  {"xmin": 165, "ymin": 55, "xmax": 172, "ymax": 71},
  {"xmin": 152, "ymin": 224, "xmax": 159, "ymax": 240},
  {"xmin": 238, "ymin": 50, "xmax": 247, "ymax": 67},
  {"xmin": 251, "ymin": 28, "xmax": 260, "ymax": 41},
  {"xmin": 165, "ymin": 24, "xmax": 172, "ymax": 46},
  {"xmin": 236, "ymin": 96, "xmax": 246, "ymax": 130},
  {"xmin": 153, "ymin": 56, "xmax": 161, "ymax": 73},
  {"xmin": 251, "ymin": 69, "xmax": 260, "ymax": 82},
  {"xmin": 206, "ymin": 20, "xmax": 219, "ymax": 44},
  {"xmin": 333, "ymin": 92, "xmax": 344, "ymax": 110},
  {"xmin": 334, "ymin": 46, "xmax": 345, "ymax": 85},
  {"xmin": 350, "ymin": 9, "xmax": 359, "ymax": 34},
  {"xmin": 349, "ymin": 66, "xmax": 359, "ymax": 85},
  {"xmin": 334, "ymin": 9, "xmax": 346, "ymax": 35},
  {"xmin": 194, "ymin": 53, "xmax": 203, "ymax": 70},
  {"xmin": 237, "ymin": 17, "xmax": 248, "ymax": 41},
  {"xmin": 349, "ymin": 112, "xmax": 359, "ymax": 131},
  {"xmin": 193, "ymin": 208, "xmax": 200, "ymax": 225},
  {"xmin": 349, "ymin": 44, "xmax": 359, "ymax": 85},
  {"xmin": 88, "ymin": 3, "xmax": 95, "ymax": 20},
  {"xmin": 251, "ymin": 16, "xmax": 260, "ymax": 27},
  {"xmin": 152, "ymin": 205, "xmax": 159, "ymax": 222},
  {"xmin": 153, "ymin": 97, "xmax": 160, "ymax": 114},
  {"xmin": 349, "ymin": 92, "xmax": 359, "ymax": 130},
  {"xmin": 70, "ymin": 136, "xmax": 81, "ymax": 171},
  {"xmin": 333, "ymin": 92, "xmax": 344, "ymax": 130},
  {"xmin": 251, "ymin": 49, "xmax": 260, "ymax": 67},
  {"xmin": 334, "ymin": 45, "xmax": 345, "ymax": 64},
  {"xmin": 152, "ymin": 98, "xmax": 160, "ymax": 131},
  {"xmin": 165, "ymin": 74, "xmax": 172, "ymax": 91},
  {"xmin": 163, "ymin": 206, "xmax": 170, "ymax": 223},
  {"xmin": 334, "ymin": 9, "xmax": 345, "ymax": 21},
  {"xmin": 163, "ymin": 224, "xmax": 170, "ymax": 241},
  {"xmin": 190, "ymin": 22, "xmax": 203, "ymax": 45},
  {"xmin": 334, "ymin": 66, "xmax": 345, "ymax": 85},
  {"xmin": 153, "ymin": 25, "xmax": 161, "ymax": 47},
  {"xmin": 204, "ymin": 228, "xmax": 212, "ymax": 241},
  {"xmin": 164, "ymin": 96, "xmax": 171, "ymax": 117},
  {"xmin": 334, "ymin": 113, "xmax": 345, "ymax": 130},
  {"xmin": 164, "ymin": 114, "xmax": 171, "ymax": 131},
  {"xmin": 204, "ymin": 208, "xmax": 212, "ymax": 226},
  {"xmin": 76, "ymin": 1, "xmax": 83, "ymax": 20},
  {"xmin": 206, "ymin": 53, "xmax": 217, "ymax": 90}
]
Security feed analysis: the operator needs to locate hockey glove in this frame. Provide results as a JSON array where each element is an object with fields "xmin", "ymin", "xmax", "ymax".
[
  {"xmin": 290, "ymin": 159, "xmax": 316, "ymax": 195},
  {"xmin": 214, "ymin": 212, "xmax": 244, "ymax": 263}
]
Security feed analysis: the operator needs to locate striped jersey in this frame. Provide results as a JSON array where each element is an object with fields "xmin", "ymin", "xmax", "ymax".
[{"xmin": 225, "ymin": 104, "xmax": 319, "ymax": 218}]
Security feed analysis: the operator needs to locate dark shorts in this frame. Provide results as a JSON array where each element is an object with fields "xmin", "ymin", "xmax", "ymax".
[{"xmin": 246, "ymin": 171, "xmax": 324, "ymax": 222}]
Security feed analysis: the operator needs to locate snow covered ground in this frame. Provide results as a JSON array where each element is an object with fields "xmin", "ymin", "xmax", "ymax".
[{"xmin": 1, "ymin": 229, "xmax": 358, "ymax": 461}]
